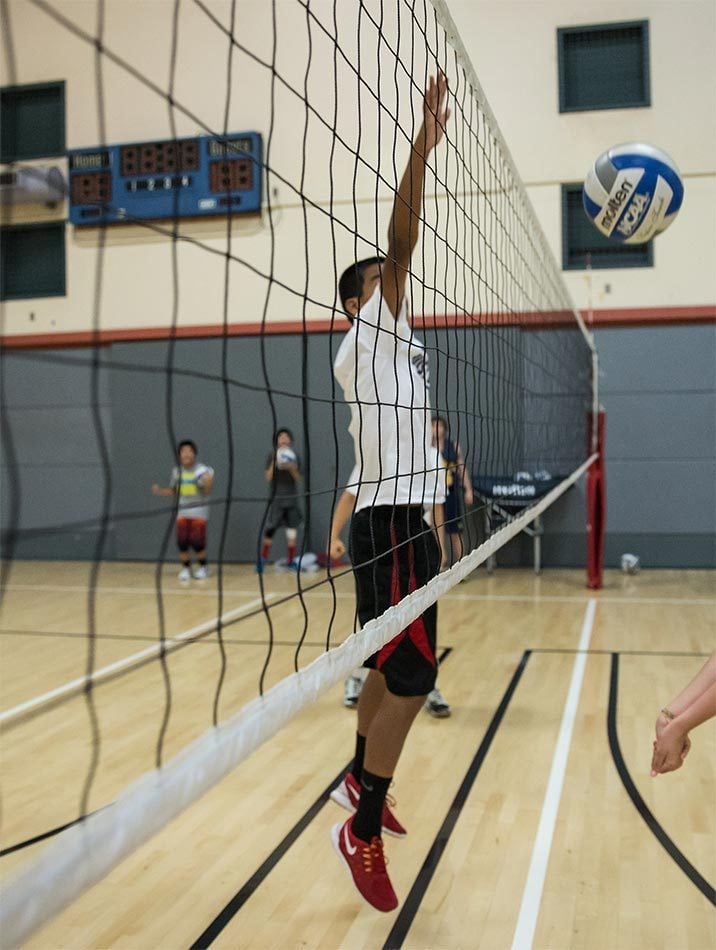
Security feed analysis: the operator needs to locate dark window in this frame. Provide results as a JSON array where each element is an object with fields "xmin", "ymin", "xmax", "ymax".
[
  {"xmin": 1, "ymin": 81, "xmax": 66, "ymax": 162},
  {"xmin": 557, "ymin": 21, "xmax": 650, "ymax": 112},
  {"xmin": 0, "ymin": 222, "xmax": 66, "ymax": 299},
  {"xmin": 561, "ymin": 184, "xmax": 653, "ymax": 270}
]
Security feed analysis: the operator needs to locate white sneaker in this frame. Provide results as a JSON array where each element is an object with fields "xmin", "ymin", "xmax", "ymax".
[
  {"xmin": 425, "ymin": 687, "xmax": 451, "ymax": 718},
  {"xmin": 343, "ymin": 675, "xmax": 364, "ymax": 708},
  {"xmin": 193, "ymin": 565, "xmax": 208, "ymax": 580},
  {"xmin": 178, "ymin": 566, "xmax": 191, "ymax": 582}
]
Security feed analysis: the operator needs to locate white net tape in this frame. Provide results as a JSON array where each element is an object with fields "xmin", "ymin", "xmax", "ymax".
[{"xmin": 0, "ymin": 454, "xmax": 596, "ymax": 946}]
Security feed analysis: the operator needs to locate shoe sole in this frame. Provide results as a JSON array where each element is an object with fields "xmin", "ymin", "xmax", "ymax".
[
  {"xmin": 427, "ymin": 708, "xmax": 451, "ymax": 718},
  {"xmin": 330, "ymin": 822, "xmax": 398, "ymax": 913},
  {"xmin": 329, "ymin": 786, "xmax": 406, "ymax": 838}
]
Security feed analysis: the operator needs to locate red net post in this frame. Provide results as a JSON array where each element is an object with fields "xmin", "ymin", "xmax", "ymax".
[{"xmin": 586, "ymin": 410, "xmax": 606, "ymax": 589}]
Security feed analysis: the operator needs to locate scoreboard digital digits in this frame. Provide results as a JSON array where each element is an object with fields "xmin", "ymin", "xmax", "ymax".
[{"xmin": 68, "ymin": 132, "xmax": 262, "ymax": 225}]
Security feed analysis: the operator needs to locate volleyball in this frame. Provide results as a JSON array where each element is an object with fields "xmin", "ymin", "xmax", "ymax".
[
  {"xmin": 275, "ymin": 446, "xmax": 297, "ymax": 469},
  {"xmin": 582, "ymin": 143, "xmax": 684, "ymax": 244}
]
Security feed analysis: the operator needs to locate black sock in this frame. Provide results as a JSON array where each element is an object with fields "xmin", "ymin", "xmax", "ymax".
[
  {"xmin": 351, "ymin": 734, "xmax": 366, "ymax": 782},
  {"xmin": 352, "ymin": 770, "xmax": 391, "ymax": 842},
  {"xmin": 198, "ymin": 557, "xmax": 207, "ymax": 567}
]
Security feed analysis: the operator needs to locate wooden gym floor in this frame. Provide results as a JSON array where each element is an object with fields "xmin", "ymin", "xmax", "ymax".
[{"xmin": 1, "ymin": 561, "xmax": 714, "ymax": 949}]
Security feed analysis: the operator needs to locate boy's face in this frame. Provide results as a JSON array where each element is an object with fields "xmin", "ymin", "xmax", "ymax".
[
  {"xmin": 179, "ymin": 445, "xmax": 196, "ymax": 467},
  {"xmin": 345, "ymin": 263, "xmax": 382, "ymax": 317},
  {"xmin": 276, "ymin": 431, "xmax": 292, "ymax": 447},
  {"xmin": 432, "ymin": 420, "xmax": 446, "ymax": 441}
]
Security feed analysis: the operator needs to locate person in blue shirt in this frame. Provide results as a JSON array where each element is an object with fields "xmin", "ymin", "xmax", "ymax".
[{"xmin": 431, "ymin": 416, "xmax": 474, "ymax": 568}]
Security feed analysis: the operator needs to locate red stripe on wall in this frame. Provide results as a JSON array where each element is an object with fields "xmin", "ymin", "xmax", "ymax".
[{"xmin": 1, "ymin": 305, "xmax": 714, "ymax": 349}]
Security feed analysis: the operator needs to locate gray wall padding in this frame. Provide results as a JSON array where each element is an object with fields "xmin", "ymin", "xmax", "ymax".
[{"xmin": 2, "ymin": 322, "xmax": 714, "ymax": 568}]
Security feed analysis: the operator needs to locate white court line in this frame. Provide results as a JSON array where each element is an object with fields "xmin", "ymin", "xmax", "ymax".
[
  {"xmin": 0, "ymin": 594, "xmax": 275, "ymax": 728},
  {"xmin": 511, "ymin": 598, "xmax": 596, "ymax": 950},
  {"xmin": 2, "ymin": 582, "xmax": 713, "ymax": 607}
]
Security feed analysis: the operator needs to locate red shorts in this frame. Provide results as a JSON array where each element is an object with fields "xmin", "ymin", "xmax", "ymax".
[{"xmin": 176, "ymin": 518, "xmax": 207, "ymax": 552}]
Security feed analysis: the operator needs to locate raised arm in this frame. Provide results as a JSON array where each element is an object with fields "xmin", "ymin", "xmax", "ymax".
[{"xmin": 382, "ymin": 72, "xmax": 450, "ymax": 319}]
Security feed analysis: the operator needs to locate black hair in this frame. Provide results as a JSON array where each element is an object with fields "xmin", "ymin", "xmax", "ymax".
[
  {"xmin": 177, "ymin": 439, "xmax": 198, "ymax": 455},
  {"xmin": 338, "ymin": 256, "xmax": 385, "ymax": 318},
  {"xmin": 274, "ymin": 427, "xmax": 294, "ymax": 446}
]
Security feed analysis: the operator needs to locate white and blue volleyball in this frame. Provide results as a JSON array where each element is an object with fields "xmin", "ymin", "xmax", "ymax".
[{"xmin": 582, "ymin": 143, "xmax": 684, "ymax": 244}]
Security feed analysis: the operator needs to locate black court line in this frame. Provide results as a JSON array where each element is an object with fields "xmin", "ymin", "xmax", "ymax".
[
  {"xmin": 189, "ymin": 762, "xmax": 350, "ymax": 949},
  {"xmin": 608, "ymin": 652, "xmax": 716, "ymax": 907},
  {"xmin": 382, "ymin": 650, "xmax": 531, "ymax": 950},
  {"xmin": 533, "ymin": 647, "xmax": 712, "ymax": 659},
  {"xmin": 0, "ymin": 805, "xmax": 107, "ymax": 859},
  {"xmin": 0, "ymin": 818, "xmax": 82, "ymax": 858},
  {"xmin": 189, "ymin": 648, "xmax": 454, "ymax": 949}
]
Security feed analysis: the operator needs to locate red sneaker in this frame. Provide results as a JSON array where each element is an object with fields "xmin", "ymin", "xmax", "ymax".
[
  {"xmin": 331, "ymin": 816, "xmax": 398, "ymax": 912},
  {"xmin": 329, "ymin": 772, "xmax": 407, "ymax": 838}
]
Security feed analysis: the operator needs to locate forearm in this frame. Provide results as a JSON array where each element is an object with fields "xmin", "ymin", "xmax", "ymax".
[
  {"xmin": 668, "ymin": 683, "xmax": 716, "ymax": 735},
  {"xmin": 330, "ymin": 490, "xmax": 356, "ymax": 543},
  {"xmin": 665, "ymin": 653, "xmax": 716, "ymax": 718},
  {"xmin": 432, "ymin": 503, "xmax": 446, "ymax": 553},
  {"xmin": 388, "ymin": 131, "xmax": 429, "ymax": 263}
]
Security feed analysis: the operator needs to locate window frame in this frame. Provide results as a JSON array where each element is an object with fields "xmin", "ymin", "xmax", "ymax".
[
  {"xmin": 0, "ymin": 220, "xmax": 67, "ymax": 300},
  {"xmin": 0, "ymin": 80, "xmax": 66, "ymax": 163},
  {"xmin": 557, "ymin": 20, "xmax": 651, "ymax": 113},
  {"xmin": 561, "ymin": 183, "xmax": 654, "ymax": 271}
]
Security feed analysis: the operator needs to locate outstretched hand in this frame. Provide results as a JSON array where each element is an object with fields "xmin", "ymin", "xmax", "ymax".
[{"xmin": 421, "ymin": 71, "xmax": 450, "ymax": 154}]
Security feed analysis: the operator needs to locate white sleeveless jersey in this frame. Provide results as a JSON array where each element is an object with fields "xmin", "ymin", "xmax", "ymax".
[{"xmin": 333, "ymin": 286, "xmax": 444, "ymax": 512}]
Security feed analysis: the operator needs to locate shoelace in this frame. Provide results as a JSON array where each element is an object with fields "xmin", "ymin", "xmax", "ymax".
[{"xmin": 361, "ymin": 836, "xmax": 388, "ymax": 873}]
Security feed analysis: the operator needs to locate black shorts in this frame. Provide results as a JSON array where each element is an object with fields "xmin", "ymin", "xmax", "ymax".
[
  {"xmin": 349, "ymin": 505, "xmax": 440, "ymax": 697},
  {"xmin": 264, "ymin": 501, "xmax": 303, "ymax": 537}
]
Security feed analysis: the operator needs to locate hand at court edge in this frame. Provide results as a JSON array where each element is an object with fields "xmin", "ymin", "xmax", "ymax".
[
  {"xmin": 651, "ymin": 723, "xmax": 691, "ymax": 776},
  {"xmin": 329, "ymin": 538, "xmax": 346, "ymax": 560}
]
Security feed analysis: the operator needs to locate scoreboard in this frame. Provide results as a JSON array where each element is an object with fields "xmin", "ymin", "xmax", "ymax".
[{"xmin": 68, "ymin": 132, "xmax": 262, "ymax": 225}]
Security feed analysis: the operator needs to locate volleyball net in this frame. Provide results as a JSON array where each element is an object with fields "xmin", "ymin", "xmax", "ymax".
[{"xmin": 0, "ymin": 0, "xmax": 596, "ymax": 941}]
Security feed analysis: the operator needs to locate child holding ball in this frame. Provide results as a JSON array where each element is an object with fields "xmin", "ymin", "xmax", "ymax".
[{"xmin": 258, "ymin": 428, "xmax": 303, "ymax": 572}]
